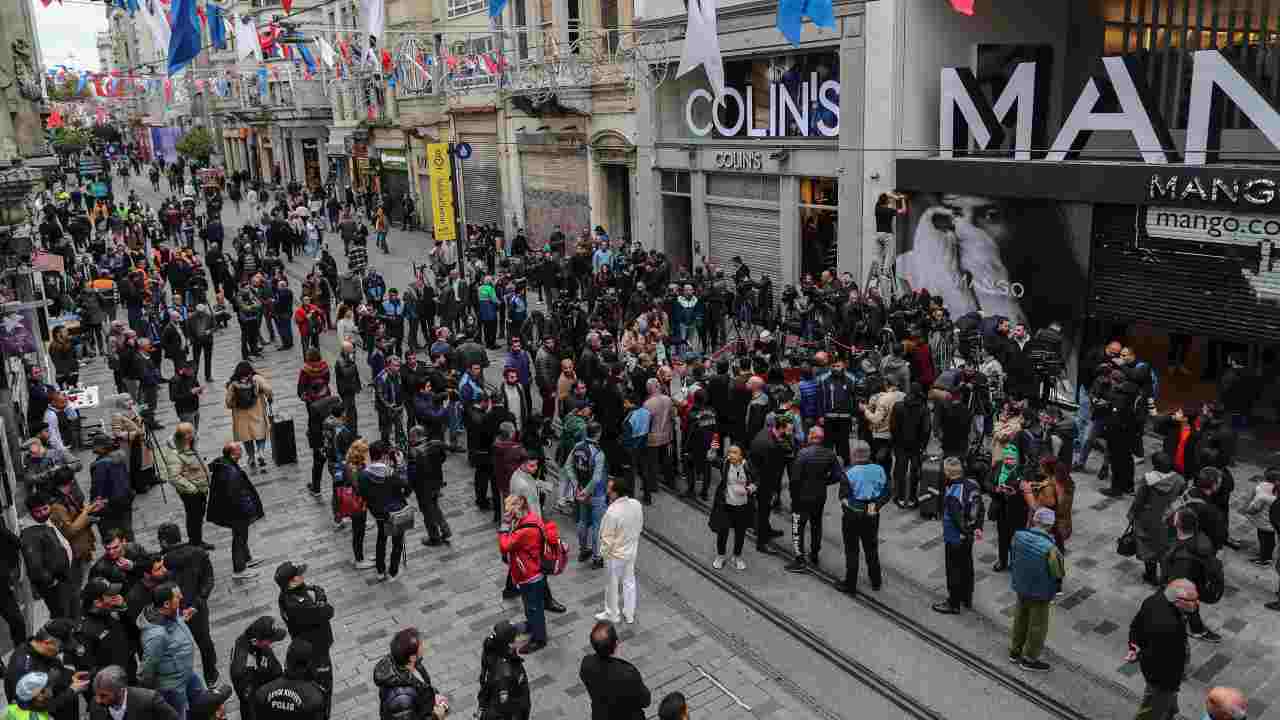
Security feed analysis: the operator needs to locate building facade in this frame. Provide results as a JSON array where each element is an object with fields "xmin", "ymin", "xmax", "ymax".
[
  {"xmin": 870, "ymin": 0, "xmax": 1280, "ymax": 416},
  {"xmin": 0, "ymin": 0, "xmax": 49, "ymax": 164},
  {"xmin": 634, "ymin": 0, "xmax": 859, "ymax": 282}
]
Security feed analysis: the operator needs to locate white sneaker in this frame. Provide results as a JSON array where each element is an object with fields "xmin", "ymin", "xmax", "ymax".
[
  {"xmin": 594, "ymin": 610, "xmax": 620, "ymax": 623},
  {"xmin": 623, "ymin": 615, "xmax": 635, "ymax": 624},
  {"xmin": 712, "ymin": 555, "xmax": 726, "ymax": 570},
  {"xmin": 733, "ymin": 557, "xmax": 746, "ymax": 571},
  {"xmin": 354, "ymin": 560, "xmax": 375, "ymax": 570},
  {"xmin": 334, "ymin": 518, "xmax": 347, "ymax": 531},
  {"xmin": 232, "ymin": 570, "xmax": 259, "ymax": 580}
]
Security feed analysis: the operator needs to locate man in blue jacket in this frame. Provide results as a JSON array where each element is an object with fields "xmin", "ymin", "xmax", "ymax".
[
  {"xmin": 837, "ymin": 441, "xmax": 890, "ymax": 597},
  {"xmin": 1008, "ymin": 508, "xmax": 1065, "ymax": 672},
  {"xmin": 933, "ymin": 456, "xmax": 985, "ymax": 615}
]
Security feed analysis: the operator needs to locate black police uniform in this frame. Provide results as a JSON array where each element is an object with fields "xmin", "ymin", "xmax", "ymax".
[
  {"xmin": 252, "ymin": 672, "xmax": 326, "ymax": 720},
  {"xmin": 230, "ymin": 634, "xmax": 284, "ymax": 720},
  {"xmin": 74, "ymin": 607, "xmax": 137, "ymax": 682},
  {"xmin": 278, "ymin": 586, "xmax": 334, "ymax": 719}
]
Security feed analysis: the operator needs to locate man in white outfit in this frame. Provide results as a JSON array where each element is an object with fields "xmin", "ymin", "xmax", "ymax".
[{"xmin": 596, "ymin": 477, "xmax": 644, "ymax": 624}]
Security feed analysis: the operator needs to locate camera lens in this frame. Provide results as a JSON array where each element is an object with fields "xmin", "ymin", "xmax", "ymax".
[{"xmin": 930, "ymin": 212, "xmax": 955, "ymax": 232}]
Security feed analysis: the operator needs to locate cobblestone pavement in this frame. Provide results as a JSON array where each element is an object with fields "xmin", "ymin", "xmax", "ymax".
[{"xmin": 44, "ymin": 178, "xmax": 1279, "ymax": 720}]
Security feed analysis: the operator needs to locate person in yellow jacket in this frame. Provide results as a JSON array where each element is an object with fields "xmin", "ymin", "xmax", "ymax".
[{"xmin": 6, "ymin": 671, "xmax": 52, "ymax": 720}]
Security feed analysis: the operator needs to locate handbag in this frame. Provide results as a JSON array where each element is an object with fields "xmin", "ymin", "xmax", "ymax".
[
  {"xmin": 334, "ymin": 485, "xmax": 366, "ymax": 518},
  {"xmin": 1116, "ymin": 521, "xmax": 1138, "ymax": 557},
  {"xmin": 388, "ymin": 504, "xmax": 416, "ymax": 536}
]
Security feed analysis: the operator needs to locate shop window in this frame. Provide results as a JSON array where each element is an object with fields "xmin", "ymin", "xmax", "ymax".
[
  {"xmin": 799, "ymin": 177, "xmax": 837, "ymax": 278},
  {"xmin": 663, "ymin": 196, "xmax": 693, "ymax": 271},
  {"xmin": 661, "ymin": 170, "xmax": 690, "ymax": 194},
  {"xmin": 707, "ymin": 173, "xmax": 778, "ymax": 202},
  {"xmin": 449, "ymin": 0, "xmax": 486, "ymax": 18}
]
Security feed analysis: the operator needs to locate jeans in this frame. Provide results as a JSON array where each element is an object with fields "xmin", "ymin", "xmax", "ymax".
[
  {"xmin": 375, "ymin": 519, "xmax": 405, "ymax": 577},
  {"xmin": 715, "ymin": 505, "xmax": 749, "ymax": 556},
  {"xmin": 351, "ymin": 511, "xmax": 367, "ymax": 561},
  {"xmin": 516, "ymin": 577, "xmax": 547, "ymax": 644},
  {"xmin": 160, "ymin": 672, "xmax": 206, "ymax": 720},
  {"xmin": 1135, "ymin": 682, "xmax": 1179, "ymax": 720},
  {"xmin": 1009, "ymin": 595, "xmax": 1051, "ymax": 660},
  {"xmin": 242, "ymin": 439, "xmax": 267, "ymax": 465},
  {"xmin": 840, "ymin": 508, "xmax": 881, "ymax": 592},
  {"xmin": 891, "ymin": 447, "xmax": 923, "ymax": 503},
  {"xmin": 755, "ymin": 482, "xmax": 780, "ymax": 548},
  {"xmin": 644, "ymin": 444, "xmax": 675, "ymax": 494},
  {"xmin": 1259, "ymin": 529, "xmax": 1275, "ymax": 561},
  {"xmin": 944, "ymin": 539, "xmax": 975, "ymax": 608},
  {"xmin": 179, "ymin": 492, "xmax": 207, "ymax": 546},
  {"xmin": 231, "ymin": 523, "xmax": 250, "ymax": 573},
  {"xmin": 578, "ymin": 496, "xmax": 606, "ymax": 559},
  {"xmin": 792, "ymin": 500, "xmax": 825, "ymax": 560},
  {"xmin": 188, "ymin": 600, "xmax": 219, "ymax": 683},
  {"xmin": 239, "ymin": 319, "xmax": 260, "ymax": 359},
  {"xmin": 604, "ymin": 557, "xmax": 637, "ymax": 620}
]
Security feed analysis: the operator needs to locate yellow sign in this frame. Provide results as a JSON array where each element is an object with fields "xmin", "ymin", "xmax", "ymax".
[{"xmin": 426, "ymin": 143, "xmax": 456, "ymax": 242}]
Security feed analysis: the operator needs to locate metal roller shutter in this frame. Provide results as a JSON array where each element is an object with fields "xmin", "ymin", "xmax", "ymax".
[
  {"xmin": 706, "ymin": 204, "xmax": 782, "ymax": 284},
  {"xmin": 460, "ymin": 137, "xmax": 501, "ymax": 227},
  {"xmin": 1090, "ymin": 204, "xmax": 1280, "ymax": 343}
]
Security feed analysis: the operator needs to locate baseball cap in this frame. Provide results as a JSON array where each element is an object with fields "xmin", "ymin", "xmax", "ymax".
[
  {"xmin": 82, "ymin": 577, "xmax": 123, "ymax": 601},
  {"xmin": 246, "ymin": 616, "xmax": 288, "ymax": 642},
  {"xmin": 274, "ymin": 561, "xmax": 306, "ymax": 589}
]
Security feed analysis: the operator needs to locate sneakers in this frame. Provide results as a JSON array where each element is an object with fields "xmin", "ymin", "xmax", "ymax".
[
  {"xmin": 931, "ymin": 602, "xmax": 960, "ymax": 615},
  {"xmin": 232, "ymin": 570, "xmax": 259, "ymax": 580},
  {"xmin": 594, "ymin": 610, "xmax": 621, "ymax": 623},
  {"xmin": 784, "ymin": 558, "xmax": 808, "ymax": 574},
  {"xmin": 624, "ymin": 615, "xmax": 635, "ymax": 624},
  {"xmin": 376, "ymin": 573, "xmax": 389, "ymax": 582},
  {"xmin": 246, "ymin": 558, "xmax": 266, "ymax": 569},
  {"xmin": 354, "ymin": 560, "xmax": 375, "ymax": 570},
  {"xmin": 257, "ymin": 457, "xmax": 267, "ymax": 468},
  {"xmin": 712, "ymin": 555, "xmax": 726, "ymax": 570},
  {"xmin": 1008, "ymin": 652, "xmax": 1020, "ymax": 663},
  {"xmin": 1251, "ymin": 557, "xmax": 1273, "ymax": 566},
  {"xmin": 1190, "ymin": 629, "xmax": 1223, "ymax": 643},
  {"xmin": 309, "ymin": 488, "xmax": 321, "ymax": 497},
  {"xmin": 334, "ymin": 518, "xmax": 347, "ymax": 531},
  {"xmin": 591, "ymin": 558, "xmax": 605, "ymax": 570},
  {"xmin": 1018, "ymin": 658, "xmax": 1051, "ymax": 672},
  {"xmin": 733, "ymin": 557, "xmax": 746, "ymax": 571}
]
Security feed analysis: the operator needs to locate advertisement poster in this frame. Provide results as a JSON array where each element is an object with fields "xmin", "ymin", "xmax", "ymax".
[
  {"xmin": 0, "ymin": 310, "xmax": 39, "ymax": 356},
  {"xmin": 897, "ymin": 193, "xmax": 1092, "ymax": 378}
]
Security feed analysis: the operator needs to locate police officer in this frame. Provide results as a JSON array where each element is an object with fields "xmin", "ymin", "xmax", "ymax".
[
  {"xmin": 818, "ymin": 356, "xmax": 857, "ymax": 464},
  {"xmin": 74, "ymin": 578, "xmax": 136, "ymax": 684},
  {"xmin": 230, "ymin": 617, "xmax": 287, "ymax": 720},
  {"xmin": 252, "ymin": 640, "xmax": 326, "ymax": 720},
  {"xmin": 476, "ymin": 621, "xmax": 531, "ymax": 720},
  {"xmin": 274, "ymin": 563, "xmax": 334, "ymax": 720}
]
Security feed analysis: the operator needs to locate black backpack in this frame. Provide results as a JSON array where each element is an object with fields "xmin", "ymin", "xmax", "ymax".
[
  {"xmin": 231, "ymin": 378, "xmax": 258, "ymax": 409},
  {"xmin": 571, "ymin": 441, "xmax": 597, "ymax": 484},
  {"xmin": 479, "ymin": 656, "xmax": 529, "ymax": 719}
]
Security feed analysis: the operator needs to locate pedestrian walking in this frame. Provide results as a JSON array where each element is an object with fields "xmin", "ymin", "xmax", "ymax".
[
  {"xmin": 225, "ymin": 362, "xmax": 272, "ymax": 471},
  {"xmin": 497, "ymin": 494, "xmax": 551, "ymax": 654},
  {"xmin": 786, "ymin": 427, "xmax": 843, "ymax": 574},
  {"xmin": 837, "ymin": 441, "xmax": 890, "ymax": 596},
  {"xmin": 1161, "ymin": 508, "xmax": 1225, "ymax": 643},
  {"xmin": 1008, "ymin": 508, "xmax": 1064, "ymax": 672},
  {"xmin": 1126, "ymin": 579, "xmax": 1196, "ymax": 720},
  {"xmin": 274, "ymin": 564, "xmax": 335, "ymax": 720},
  {"xmin": 708, "ymin": 443, "xmax": 755, "ymax": 571},
  {"xmin": 229, "ymin": 618, "xmax": 286, "ymax": 720},
  {"xmin": 597, "ymin": 478, "xmax": 644, "ymax": 624},
  {"xmin": 207, "ymin": 443, "xmax": 266, "ymax": 580},
  {"xmin": 579, "ymin": 621, "xmax": 651, "ymax": 720},
  {"xmin": 475, "ymin": 621, "xmax": 531, "ymax": 720}
]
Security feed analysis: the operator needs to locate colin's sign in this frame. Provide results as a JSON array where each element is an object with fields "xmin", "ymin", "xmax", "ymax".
[
  {"xmin": 685, "ymin": 74, "xmax": 840, "ymax": 138},
  {"xmin": 941, "ymin": 50, "xmax": 1280, "ymax": 165}
]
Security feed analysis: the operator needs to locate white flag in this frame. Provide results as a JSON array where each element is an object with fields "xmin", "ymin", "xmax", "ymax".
[
  {"xmin": 236, "ymin": 15, "xmax": 262, "ymax": 62},
  {"xmin": 676, "ymin": 0, "xmax": 724, "ymax": 97},
  {"xmin": 364, "ymin": 0, "xmax": 386, "ymax": 44},
  {"xmin": 145, "ymin": 4, "xmax": 172, "ymax": 59},
  {"xmin": 317, "ymin": 37, "xmax": 337, "ymax": 68}
]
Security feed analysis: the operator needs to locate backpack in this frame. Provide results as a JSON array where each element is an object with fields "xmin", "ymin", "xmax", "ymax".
[
  {"xmin": 231, "ymin": 378, "xmax": 258, "ymax": 409},
  {"xmin": 571, "ymin": 441, "xmax": 597, "ymax": 486},
  {"xmin": 1162, "ymin": 489, "xmax": 1206, "ymax": 525},
  {"xmin": 516, "ymin": 520, "xmax": 569, "ymax": 576},
  {"xmin": 1200, "ymin": 552, "xmax": 1226, "ymax": 604}
]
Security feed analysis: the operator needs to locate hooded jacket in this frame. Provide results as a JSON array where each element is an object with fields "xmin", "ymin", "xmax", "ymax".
[
  {"xmin": 373, "ymin": 656, "xmax": 436, "ymax": 720},
  {"xmin": 358, "ymin": 463, "xmax": 408, "ymax": 521},
  {"xmin": 407, "ymin": 439, "xmax": 447, "ymax": 497},
  {"xmin": 1160, "ymin": 531, "xmax": 1216, "ymax": 592},
  {"xmin": 475, "ymin": 627, "xmax": 530, "ymax": 720},
  {"xmin": 334, "ymin": 354, "xmax": 362, "ymax": 397},
  {"xmin": 297, "ymin": 360, "xmax": 332, "ymax": 404},
  {"xmin": 1127, "ymin": 470, "xmax": 1186, "ymax": 561},
  {"xmin": 890, "ymin": 390, "xmax": 931, "ymax": 450},
  {"xmin": 138, "ymin": 607, "xmax": 196, "ymax": 690}
]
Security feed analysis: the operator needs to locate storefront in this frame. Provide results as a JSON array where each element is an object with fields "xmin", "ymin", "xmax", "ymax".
[
  {"xmin": 637, "ymin": 41, "xmax": 860, "ymax": 283},
  {"xmin": 379, "ymin": 149, "xmax": 410, "ymax": 213},
  {"xmin": 518, "ymin": 126, "xmax": 589, "ymax": 252},
  {"xmin": 454, "ymin": 113, "xmax": 503, "ymax": 228},
  {"xmin": 301, "ymin": 138, "xmax": 321, "ymax": 189}
]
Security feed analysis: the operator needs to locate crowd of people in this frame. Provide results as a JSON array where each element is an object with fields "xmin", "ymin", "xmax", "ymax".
[{"xmin": 6, "ymin": 143, "xmax": 1271, "ymax": 720}]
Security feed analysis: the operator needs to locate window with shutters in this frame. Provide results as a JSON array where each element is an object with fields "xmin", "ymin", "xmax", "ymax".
[
  {"xmin": 706, "ymin": 173, "xmax": 778, "ymax": 202},
  {"xmin": 661, "ymin": 170, "xmax": 690, "ymax": 195},
  {"xmin": 449, "ymin": 0, "xmax": 487, "ymax": 18}
]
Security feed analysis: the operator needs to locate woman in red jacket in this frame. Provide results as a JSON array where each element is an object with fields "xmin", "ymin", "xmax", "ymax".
[{"xmin": 498, "ymin": 494, "xmax": 549, "ymax": 654}]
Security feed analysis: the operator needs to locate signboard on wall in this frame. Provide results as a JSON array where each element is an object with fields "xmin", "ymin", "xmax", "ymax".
[
  {"xmin": 426, "ymin": 143, "xmax": 456, "ymax": 242},
  {"xmin": 1141, "ymin": 205, "xmax": 1280, "ymax": 301},
  {"xmin": 678, "ymin": 52, "xmax": 839, "ymax": 139}
]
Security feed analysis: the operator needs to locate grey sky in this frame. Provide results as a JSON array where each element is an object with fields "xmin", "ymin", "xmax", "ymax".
[{"xmin": 31, "ymin": 0, "xmax": 108, "ymax": 72}]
